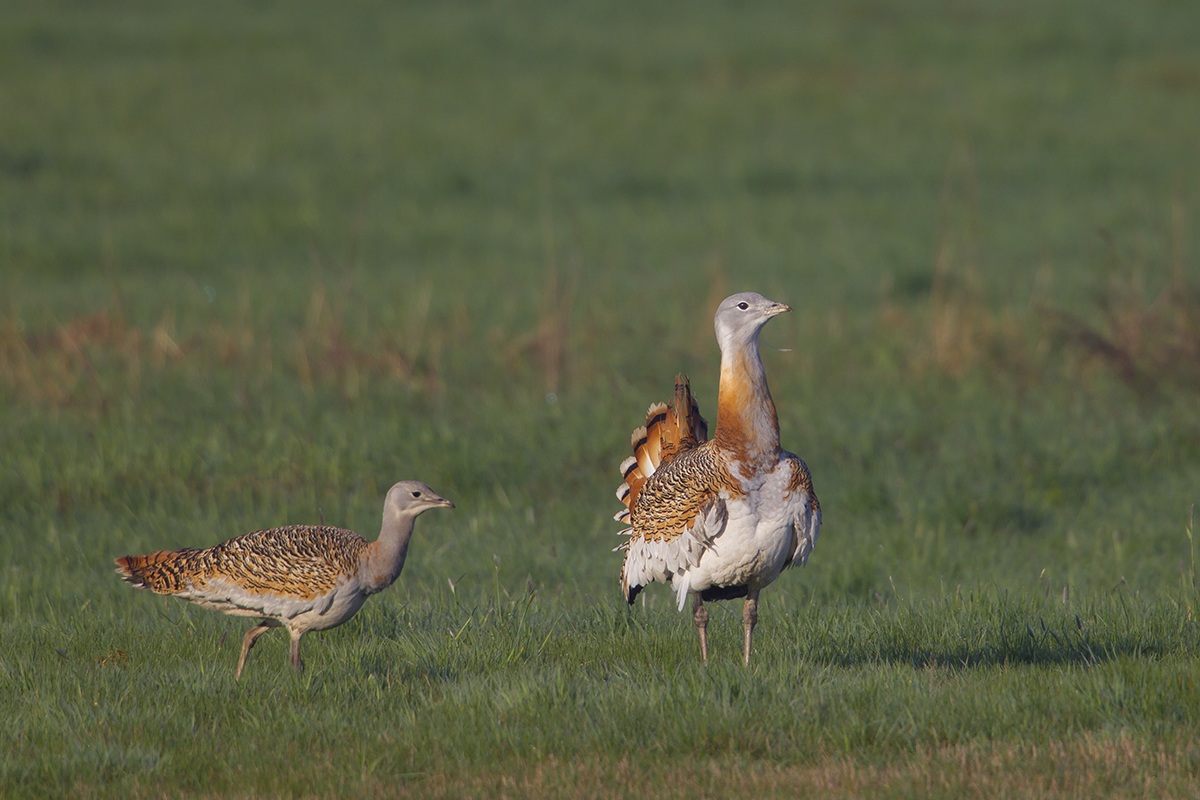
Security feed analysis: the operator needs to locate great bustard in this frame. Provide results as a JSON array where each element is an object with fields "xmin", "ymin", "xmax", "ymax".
[
  {"xmin": 614, "ymin": 292, "xmax": 821, "ymax": 664},
  {"xmin": 115, "ymin": 481, "xmax": 453, "ymax": 679}
]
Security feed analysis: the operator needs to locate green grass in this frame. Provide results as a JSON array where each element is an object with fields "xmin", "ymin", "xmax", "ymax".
[
  {"xmin": 3, "ymin": 0, "xmax": 1200, "ymax": 796},
  {"xmin": 5, "ymin": 590, "xmax": 1200, "ymax": 797}
]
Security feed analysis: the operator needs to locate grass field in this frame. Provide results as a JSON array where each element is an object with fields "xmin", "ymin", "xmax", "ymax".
[{"xmin": 3, "ymin": 0, "xmax": 1200, "ymax": 797}]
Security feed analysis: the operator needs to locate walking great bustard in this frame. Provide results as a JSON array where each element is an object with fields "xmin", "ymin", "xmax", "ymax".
[
  {"xmin": 614, "ymin": 292, "xmax": 821, "ymax": 664},
  {"xmin": 115, "ymin": 481, "xmax": 453, "ymax": 679}
]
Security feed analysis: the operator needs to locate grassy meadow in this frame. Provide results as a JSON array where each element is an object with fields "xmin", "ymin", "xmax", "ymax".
[{"xmin": 3, "ymin": 0, "xmax": 1200, "ymax": 796}]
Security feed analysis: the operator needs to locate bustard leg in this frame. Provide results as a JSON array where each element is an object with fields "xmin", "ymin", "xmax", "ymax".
[
  {"xmin": 692, "ymin": 594, "xmax": 709, "ymax": 664},
  {"xmin": 742, "ymin": 592, "xmax": 759, "ymax": 665},
  {"xmin": 288, "ymin": 630, "xmax": 305, "ymax": 673},
  {"xmin": 236, "ymin": 620, "xmax": 279, "ymax": 681}
]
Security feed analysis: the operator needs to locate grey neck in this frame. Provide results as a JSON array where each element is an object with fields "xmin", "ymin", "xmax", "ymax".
[{"xmin": 367, "ymin": 510, "xmax": 417, "ymax": 590}]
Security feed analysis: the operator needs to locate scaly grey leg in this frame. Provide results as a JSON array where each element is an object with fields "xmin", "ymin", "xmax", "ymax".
[
  {"xmin": 692, "ymin": 594, "xmax": 709, "ymax": 664},
  {"xmin": 742, "ymin": 592, "xmax": 759, "ymax": 665},
  {"xmin": 288, "ymin": 631, "xmax": 305, "ymax": 673},
  {"xmin": 236, "ymin": 621, "xmax": 278, "ymax": 681}
]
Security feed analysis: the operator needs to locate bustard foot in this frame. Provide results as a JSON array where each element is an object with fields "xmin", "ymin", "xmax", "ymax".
[{"xmin": 692, "ymin": 595, "xmax": 709, "ymax": 664}]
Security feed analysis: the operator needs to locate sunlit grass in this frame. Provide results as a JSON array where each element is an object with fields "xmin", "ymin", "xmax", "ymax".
[{"xmin": 3, "ymin": 588, "xmax": 1198, "ymax": 797}]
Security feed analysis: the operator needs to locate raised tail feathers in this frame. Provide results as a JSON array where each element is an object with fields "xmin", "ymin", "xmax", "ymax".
[
  {"xmin": 614, "ymin": 374, "xmax": 708, "ymax": 524},
  {"xmin": 615, "ymin": 375, "xmax": 708, "ymax": 605}
]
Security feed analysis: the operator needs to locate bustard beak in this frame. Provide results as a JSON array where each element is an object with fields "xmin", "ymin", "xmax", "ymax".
[
  {"xmin": 768, "ymin": 302, "xmax": 792, "ymax": 316},
  {"xmin": 434, "ymin": 497, "xmax": 455, "ymax": 509}
]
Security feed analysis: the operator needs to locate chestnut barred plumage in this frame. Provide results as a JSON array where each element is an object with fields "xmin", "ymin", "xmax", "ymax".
[{"xmin": 116, "ymin": 481, "xmax": 453, "ymax": 679}]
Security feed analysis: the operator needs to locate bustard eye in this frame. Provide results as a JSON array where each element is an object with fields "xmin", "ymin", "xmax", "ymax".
[
  {"xmin": 411, "ymin": 491, "xmax": 422, "ymax": 498},
  {"xmin": 737, "ymin": 302, "xmax": 749, "ymax": 310}
]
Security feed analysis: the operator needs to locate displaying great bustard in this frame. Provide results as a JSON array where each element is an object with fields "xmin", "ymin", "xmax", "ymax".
[{"xmin": 614, "ymin": 292, "xmax": 821, "ymax": 663}]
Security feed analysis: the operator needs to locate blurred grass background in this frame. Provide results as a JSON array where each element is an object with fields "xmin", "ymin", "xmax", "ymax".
[{"xmin": 2, "ymin": 0, "xmax": 1200, "ymax": 796}]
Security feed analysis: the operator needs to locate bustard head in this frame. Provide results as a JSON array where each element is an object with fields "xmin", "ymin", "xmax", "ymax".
[
  {"xmin": 384, "ymin": 481, "xmax": 455, "ymax": 518},
  {"xmin": 713, "ymin": 292, "xmax": 791, "ymax": 354}
]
